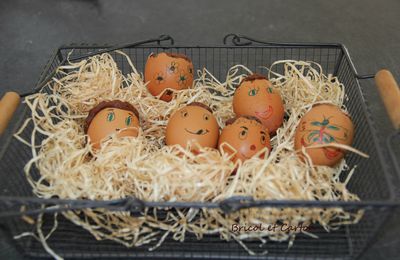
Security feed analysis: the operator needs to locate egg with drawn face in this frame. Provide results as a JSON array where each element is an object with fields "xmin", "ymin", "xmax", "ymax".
[
  {"xmin": 166, "ymin": 102, "xmax": 219, "ymax": 149},
  {"xmin": 294, "ymin": 104, "xmax": 354, "ymax": 166},
  {"xmin": 233, "ymin": 74, "xmax": 284, "ymax": 134},
  {"xmin": 144, "ymin": 52, "xmax": 194, "ymax": 102},
  {"xmin": 85, "ymin": 100, "xmax": 140, "ymax": 150},
  {"xmin": 218, "ymin": 116, "xmax": 271, "ymax": 162}
]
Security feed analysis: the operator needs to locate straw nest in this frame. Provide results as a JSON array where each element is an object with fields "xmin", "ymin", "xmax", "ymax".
[{"xmin": 15, "ymin": 51, "xmax": 365, "ymax": 258}]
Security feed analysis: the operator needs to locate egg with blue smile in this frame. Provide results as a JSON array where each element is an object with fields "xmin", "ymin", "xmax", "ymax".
[{"xmin": 165, "ymin": 102, "xmax": 219, "ymax": 149}]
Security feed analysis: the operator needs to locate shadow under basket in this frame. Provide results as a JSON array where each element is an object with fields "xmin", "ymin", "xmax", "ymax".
[{"xmin": 0, "ymin": 36, "xmax": 399, "ymax": 260}]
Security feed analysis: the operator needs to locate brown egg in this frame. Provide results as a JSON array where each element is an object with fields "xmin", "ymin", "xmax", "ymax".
[
  {"xmin": 294, "ymin": 104, "xmax": 354, "ymax": 166},
  {"xmin": 144, "ymin": 52, "xmax": 194, "ymax": 102},
  {"xmin": 166, "ymin": 102, "xmax": 219, "ymax": 149},
  {"xmin": 218, "ymin": 116, "xmax": 271, "ymax": 162},
  {"xmin": 85, "ymin": 100, "xmax": 140, "ymax": 150},
  {"xmin": 233, "ymin": 74, "xmax": 285, "ymax": 134}
]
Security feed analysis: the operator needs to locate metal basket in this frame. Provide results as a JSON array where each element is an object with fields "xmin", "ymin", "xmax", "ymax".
[{"xmin": 0, "ymin": 34, "xmax": 399, "ymax": 260}]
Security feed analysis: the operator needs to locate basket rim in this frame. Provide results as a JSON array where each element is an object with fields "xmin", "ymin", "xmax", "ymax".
[{"xmin": 0, "ymin": 195, "xmax": 399, "ymax": 219}]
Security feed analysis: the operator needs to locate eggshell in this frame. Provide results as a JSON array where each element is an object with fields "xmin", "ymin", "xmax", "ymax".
[
  {"xmin": 233, "ymin": 74, "xmax": 284, "ymax": 134},
  {"xmin": 85, "ymin": 101, "xmax": 140, "ymax": 150},
  {"xmin": 144, "ymin": 52, "xmax": 194, "ymax": 102},
  {"xmin": 166, "ymin": 102, "xmax": 219, "ymax": 149},
  {"xmin": 218, "ymin": 116, "xmax": 271, "ymax": 162},
  {"xmin": 294, "ymin": 104, "xmax": 354, "ymax": 166}
]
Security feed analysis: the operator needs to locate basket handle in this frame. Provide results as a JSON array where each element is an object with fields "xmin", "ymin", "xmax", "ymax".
[
  {"xmin": 0, "ymin": 92, "xmax": 20, "ymax": 135},
  {"xmin": 375, "ymin": 70, "xmax": 400, "ymax": 130},
  {"xmin": 68, "ymin": 34, "xmax": 175, "ymax": 63}
]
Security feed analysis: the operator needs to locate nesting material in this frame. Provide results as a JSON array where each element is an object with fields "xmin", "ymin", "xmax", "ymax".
[{"xmin": 15, "ymin": 52, "xmax": 365, "ymax": 257}]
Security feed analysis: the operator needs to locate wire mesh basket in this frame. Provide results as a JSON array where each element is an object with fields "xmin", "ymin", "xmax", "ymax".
[{"xmin": 0, "ymin": 34, "xmax": 399, "ymax": 260}]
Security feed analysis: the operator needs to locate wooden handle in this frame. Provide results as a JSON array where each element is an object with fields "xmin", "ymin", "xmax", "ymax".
[
  {"xmin": 375, "ymin": 70, "xmax": 400, "ymax": 130},
  {"xmin": 0, "ymin": 92, "xmax": 20, "ymax": 135}
]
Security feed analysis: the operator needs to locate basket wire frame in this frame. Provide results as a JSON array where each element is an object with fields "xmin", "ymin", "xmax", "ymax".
[{"xmin": 0, "ymin": 35, "xmax": 399, "ymax": 259}]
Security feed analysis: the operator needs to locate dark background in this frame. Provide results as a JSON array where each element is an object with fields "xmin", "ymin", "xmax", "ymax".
[{"xmin": 0, "ymin": 0, "xmax": 399, "ymax": 259}]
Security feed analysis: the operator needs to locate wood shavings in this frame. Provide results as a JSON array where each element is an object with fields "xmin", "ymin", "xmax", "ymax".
[{"xmin": 15, "ymin": 51, "xmax": 365, "ymax": 257}]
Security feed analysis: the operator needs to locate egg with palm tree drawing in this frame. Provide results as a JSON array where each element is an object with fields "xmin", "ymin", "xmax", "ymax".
[{"xmin": 294, "ymin": 104, "xmax": 354, "ymax": 166}]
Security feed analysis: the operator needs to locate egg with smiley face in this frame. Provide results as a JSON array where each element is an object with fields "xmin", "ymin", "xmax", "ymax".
[
  {"xmin": 233, "ymin": 74, "xmax": 285, "ymax": 134},
  {"xmin": 165, "ymin": 102, "xmax": 219, "ymax": 149},
  {"xmin": 294, "ymin": 104, "xmax": 354, "ymax": 166},
  {"xmin": 145, "ymin": 52, "xmax": 194, "ymax": 102},
  {"xmin": 85, "ymin": 100, "xmax": 140, "ymax": 150},
  {"xmin": 218, "ymin": 116, "xmax": 271, "ymax": 162}
]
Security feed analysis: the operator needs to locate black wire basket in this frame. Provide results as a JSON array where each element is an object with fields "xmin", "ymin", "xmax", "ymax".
[{"xmin": 0, "ymin": 34, "xmax": 399, "ymax": 260}]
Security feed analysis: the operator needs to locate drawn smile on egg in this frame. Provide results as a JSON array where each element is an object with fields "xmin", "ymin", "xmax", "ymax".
[
  {"xmin": 184, "ymin": 128, "xmax": 210, "ymax": 135},
  {"xmin": 323, "ymin": 147, "xmax": 342, "ymax": 159},
  {"xmin": 239, "ymin": 146, "xmax": 257, "ymax": 159},
  {"xmin": 255, "ymin": 105, "xmax": 274, "ymax": 119},
  {"xmin": 115, "ymin": 128, "xmax": 128, "ymax": 132},
  {"xmin": 239, "ymin": 152, "xmax": 251, "ymax": 159},
  {"xmin": 115, "ymin": 127, "xmax": 138, "ymax": 133}
]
